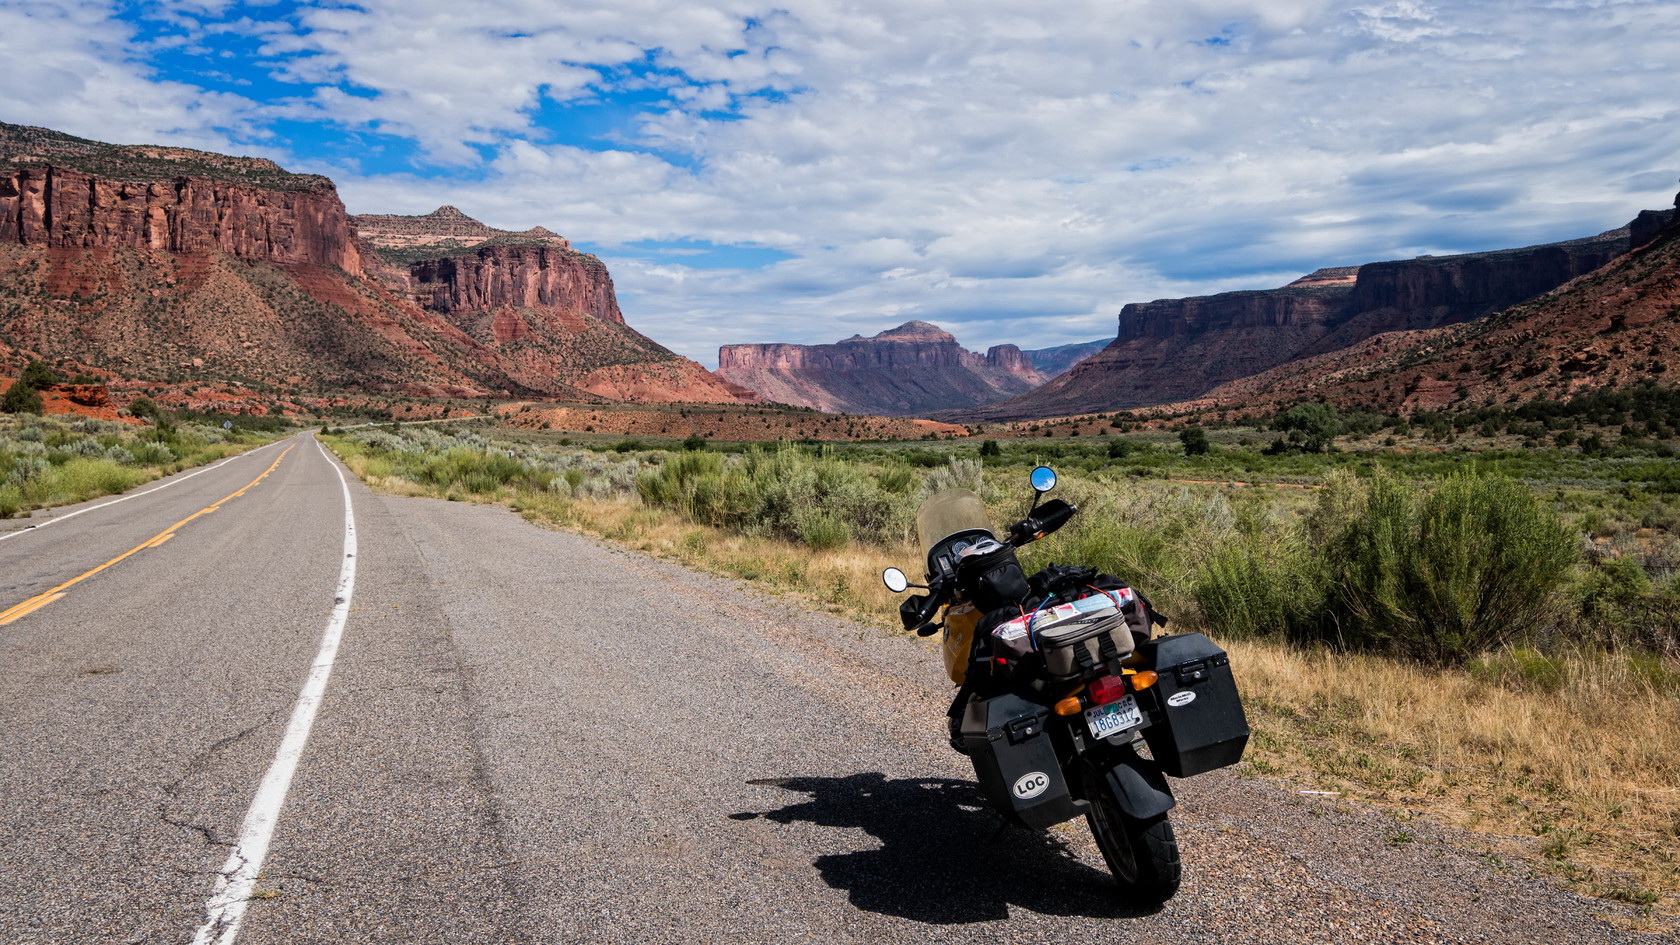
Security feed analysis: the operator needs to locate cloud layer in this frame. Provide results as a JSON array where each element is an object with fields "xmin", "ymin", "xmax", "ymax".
[{"xmin": 4, "ymin": 1, "xmax": 1678, "ymax": 365}]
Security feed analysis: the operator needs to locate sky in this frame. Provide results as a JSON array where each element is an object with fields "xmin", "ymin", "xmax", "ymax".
[{"xmin": 2, "ymin": 0, "xmax": 1678, "ymax": 368}]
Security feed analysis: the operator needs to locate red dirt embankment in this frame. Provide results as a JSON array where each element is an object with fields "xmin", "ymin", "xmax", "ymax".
[{"xmin": 0, "ymin": 378, "xmax": 130, "ymax": 422}]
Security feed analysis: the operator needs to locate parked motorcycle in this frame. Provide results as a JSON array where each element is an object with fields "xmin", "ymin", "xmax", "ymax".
[{"xmin": 883, "ymin": 467, "xmax": 1249, "ymax": 905}]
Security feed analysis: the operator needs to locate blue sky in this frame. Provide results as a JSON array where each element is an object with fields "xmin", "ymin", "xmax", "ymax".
[{"xmin": 3, "ymin": 0, "xmax": 1678, "ymax": 367}]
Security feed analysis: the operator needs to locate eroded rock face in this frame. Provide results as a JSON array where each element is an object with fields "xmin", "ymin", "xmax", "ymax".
[
  {"xmin": 51, "ymin": 383, "xmax": 108, "ymax": 407},
  {"xmin": 718, "ymin": 321, "xmax": 1050, "ymax": 415},
  {"xmin": 0, "ymin": 166, "xmax": 362, "ymax": 276},
  {"xmin": 985, "ymin": 343, "xmax": 1038, "ymax": 376},
  {"xmin": 410, "ymin": 245, "xmax": 622, "ymax": 325},
  {"xmin": 350, "ymin": 207, "xmax": 748, "ymax": 403},
  {"xmin": 960, "ymin": 222, "xmax": 1647, "ymax": 421}
]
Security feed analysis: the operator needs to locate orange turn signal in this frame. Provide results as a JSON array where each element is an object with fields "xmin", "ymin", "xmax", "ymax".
[
  {"xmin": 1129, "ymin": 670, "xmax": 1159, "ymax": 691},
  {"xmin": 1053, "ymin": 694, "xmax": 1085, "ymax": 716}
]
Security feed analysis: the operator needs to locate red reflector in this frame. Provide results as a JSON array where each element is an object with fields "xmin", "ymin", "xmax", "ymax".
[{"xmin": 1088, "ymin": 674, "xmax": 1127, "ymax": 705}]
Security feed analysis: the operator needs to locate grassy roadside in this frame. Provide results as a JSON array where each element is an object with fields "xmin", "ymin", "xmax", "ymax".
[
  {"xmin": 0, "ymin": 414, "xmax": 286, "ymax": 518},
  {"xmin": 320, "ymin": 429, "xmax": 1679, "ymax": 924}
]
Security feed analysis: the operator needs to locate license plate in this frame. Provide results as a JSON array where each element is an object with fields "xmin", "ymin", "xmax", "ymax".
[{"xmin": 1085, "ymin": 695, "xmax": 1142, "ymax": 740}]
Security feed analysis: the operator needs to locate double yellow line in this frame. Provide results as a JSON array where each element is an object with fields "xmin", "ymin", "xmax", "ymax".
[{"xmin": 0, "ymin": 444, "xmax": 296, "ymax": 626}]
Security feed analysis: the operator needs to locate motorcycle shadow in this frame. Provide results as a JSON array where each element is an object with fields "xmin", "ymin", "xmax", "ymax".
[{"xmin": 730, "ymin": 772, "xmax": 1152, "ymax": 924}]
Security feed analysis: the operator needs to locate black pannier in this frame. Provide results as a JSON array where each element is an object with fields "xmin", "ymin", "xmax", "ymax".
[
  {"xmin": 1135, "ymin": 633, "xmax": 1249, "ymax": 778},
  {"xmin": 959, "ymin": 692, "xmax": 1086, "ymax": 828}
]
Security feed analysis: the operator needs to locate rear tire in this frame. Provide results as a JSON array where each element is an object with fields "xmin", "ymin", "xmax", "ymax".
[{"xmin": 1082, "ymin": 765, "xmax": 1181, "ymax": 906}]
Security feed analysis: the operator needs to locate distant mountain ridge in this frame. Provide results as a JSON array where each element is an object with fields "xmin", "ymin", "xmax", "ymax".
[
  {"xmin": 1197, "ymin": 195, "xmax": 1680, "ymax": 413},
  {"xmin": 717, "ymin": 321, "xmax": 1105, "ymax": 416},
  {"xmin": 0, "ymin": 121, "xmax": 753, "ymax": 407},
  {"xmin": 956, "ymin": 213, "xmax": 1663, "ymax": 421}
]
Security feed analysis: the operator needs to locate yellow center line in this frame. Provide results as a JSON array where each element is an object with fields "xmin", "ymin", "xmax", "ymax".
[{"xmin": 0, "ymin": 444, "xmax": 296, "ymax": 626}]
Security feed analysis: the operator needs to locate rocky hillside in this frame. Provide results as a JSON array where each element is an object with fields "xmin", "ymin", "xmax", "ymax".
[
  {"xmin": 717, "ymin": 321, "xmax": 1049, "ymax": 415},
  {"xmin": 959, "ymin": 216, "xmax": 1658, "ymax": 421},
  {"xmin": 0, "ymin": 121, "xmax": 751, "ymax": 406},
  {"xmin": 352, "ymin": 207, "xmax": 752, "ymax": 403},
  {"xmin": 1199, "ymin": 194, "xmax": 1680, "ymax": 413}
]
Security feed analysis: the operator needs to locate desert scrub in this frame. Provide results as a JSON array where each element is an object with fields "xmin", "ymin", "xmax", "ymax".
[
  {"xmin": 332, "ymin": 426, "xmax": 644, "ymax": 501},
  {"xmin": 0, "ymin": 414, "xmax": 276, "ymax": 517},
  {"xmin": 637, "ymin": 444, "xmax": 918, "ymax": 548}
]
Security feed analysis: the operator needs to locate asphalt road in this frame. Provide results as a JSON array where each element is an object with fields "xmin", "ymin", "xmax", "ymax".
[{"xmin": 0, "ymin": 436, "xmax": 1663, "ymax": 944}]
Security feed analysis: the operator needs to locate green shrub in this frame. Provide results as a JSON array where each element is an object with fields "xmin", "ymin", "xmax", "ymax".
[
  {"xmin": 53, "ymin": 458, "xmax": 143, "ymax": 501},
  {"xmin": 1180, "ymin": 426, "xmax": 1210, "ymax": 456},
  {"xmin": 1193, "ymin": 522, "xmax": 1326, "ymax": 640},
  {"xmin": 1314, "ymin": 470, "xmax": 1576, "ymax": 664},
  {"xmin": 19, "ymin": 360, "xmax": 57, "ymax": 390},
  {"xmin": 128, "ymin": 441, "xmax": 176, "ymax": 465},
  {"xmin": 1, "ymin": 382, "xmax": 43, "ymax": 415},
  {"xmin": 1469, "ymin": 647, "xmax": 1568, "ymax": 693},
  {"xmin": 420, "ymin": 447, "xmax": 532, "ymax": 493},
  {"xmin": 796, "ymin": 510, "xmax": 851, "ymax": 550}
]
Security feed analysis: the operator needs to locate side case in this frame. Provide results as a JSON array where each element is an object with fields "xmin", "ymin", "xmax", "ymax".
[
  {"xmin": 1135, "ymin": 632, "xmax": 1249, "ymax": 778},
  {"xmin": 960, "ymin": 693, "xmax": 1086, "ymax": 829}
]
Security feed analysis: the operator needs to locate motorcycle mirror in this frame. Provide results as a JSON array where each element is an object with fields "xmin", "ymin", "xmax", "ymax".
[
  {"xmin": 1030, "ymin": 465, "xmax": 1057, "ymax": 493},
  {"xmin": 882, "ymin": 568, "xmax": 910, "ymax": 593}
]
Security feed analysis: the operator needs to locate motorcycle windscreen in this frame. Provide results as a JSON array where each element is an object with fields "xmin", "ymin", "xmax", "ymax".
[{"xmin": 916, "ymin": 489, "xmax": 993, "ymax": 555}]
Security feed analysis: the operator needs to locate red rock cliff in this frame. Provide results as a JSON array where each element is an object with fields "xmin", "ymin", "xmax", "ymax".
[
  {"xmin": 0, "ymin": 165, "xmax": 362, "ymax": 275},
  {"xmin": 985, "ymin": 343, "xmax": 1039, "ymax": 377},
  {"xmin": 409, "ymin": 244, "xmax": 621, "ymax": 324}
]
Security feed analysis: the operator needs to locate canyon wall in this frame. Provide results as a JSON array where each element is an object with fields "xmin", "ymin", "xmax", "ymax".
[
  {"xmin": 0, "ymin": 165, "xmax": 362, "ymax": 275},
  {"xmin": 959, "ymin": 224, "xmax": 1643, "ymax": 421}
]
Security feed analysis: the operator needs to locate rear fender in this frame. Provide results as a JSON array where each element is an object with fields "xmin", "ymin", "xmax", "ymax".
[{"xmin": 1102, "ymin": 744, "xmax": 1176, "ymax": 820}]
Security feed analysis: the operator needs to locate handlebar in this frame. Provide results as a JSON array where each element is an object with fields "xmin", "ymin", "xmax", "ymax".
[
  {"xmin": 900, "ymin": 581, "xmax": 949, "ymax": 635},
  {"xmin": 1007, "ymin": 498, "xmax": 1077, "ymax": 546}
]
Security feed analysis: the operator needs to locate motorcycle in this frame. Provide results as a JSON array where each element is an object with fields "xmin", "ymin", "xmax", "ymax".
[{"xmin": 883, "ymin": 466, "xmax": 1249, "ymax": 905}]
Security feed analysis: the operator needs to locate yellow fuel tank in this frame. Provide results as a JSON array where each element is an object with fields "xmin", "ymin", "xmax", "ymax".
[{"xmin": 941, "ymin": 602, "xmax": 982, "ymax": 684}]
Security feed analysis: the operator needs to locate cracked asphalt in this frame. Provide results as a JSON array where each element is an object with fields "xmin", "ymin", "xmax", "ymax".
[{"xmin": 0, "ymin": 435, "xmax": 1666, "ymax": 943}]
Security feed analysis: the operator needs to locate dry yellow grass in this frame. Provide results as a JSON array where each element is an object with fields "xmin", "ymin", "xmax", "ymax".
[{"xmin": 1229, "ymin": 639, "xmax": 1680, "ymax": 915}]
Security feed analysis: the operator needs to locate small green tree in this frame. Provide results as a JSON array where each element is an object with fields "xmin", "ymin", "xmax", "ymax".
[
  {"xmin": 979, "ymin": 439, "xmax": 1002, "ymax": 458},
  {"xmin": 682, "ymin": 433, "xmax": 709, "ymax": 451},
  {"xmin": 1, "ymin": 380, "xmax": 43, "ymax": 414},
  {"xmin": 1180, "ymin": 426, "xmax": 1210, "ymax": 456},
  {"xmin": 1274, "ymin": 403, "xmax": 1341, "ymax": 452},
  {"xmin": 126, "ymin": 396, "xmax": 172, "ymax": 430},
  {"xmin": 19, "ymin": 360, "xmax": 57, "ymax": 390}
]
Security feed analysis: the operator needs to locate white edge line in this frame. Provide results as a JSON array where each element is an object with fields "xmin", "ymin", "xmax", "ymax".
[
  {"xmin": 191, "ymin": 436, "xmax": 357, "ymax": 945},
  {"xmin": 0, "ymin": 435, "xmax": 297, "ymax": 544}
]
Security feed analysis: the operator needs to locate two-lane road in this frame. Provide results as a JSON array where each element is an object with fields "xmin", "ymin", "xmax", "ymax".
[{"xmin": 0, "ymin": 437, "xmax": 1657, "ymax": 943}]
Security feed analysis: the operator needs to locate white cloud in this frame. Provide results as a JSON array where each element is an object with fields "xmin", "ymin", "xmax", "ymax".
[
  {"xmin": 5, "ymin": 0, "xmax": 1680, "ymax": 368},
  {"xmin": 0, "ymin": 0, "xmax": 255, "ymax": 149}
]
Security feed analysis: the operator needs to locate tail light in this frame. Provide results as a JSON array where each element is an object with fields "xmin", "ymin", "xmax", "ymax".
[{"xmin": 1088, "ymin": 674, "xmax": 1127, "ymax": 706}]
